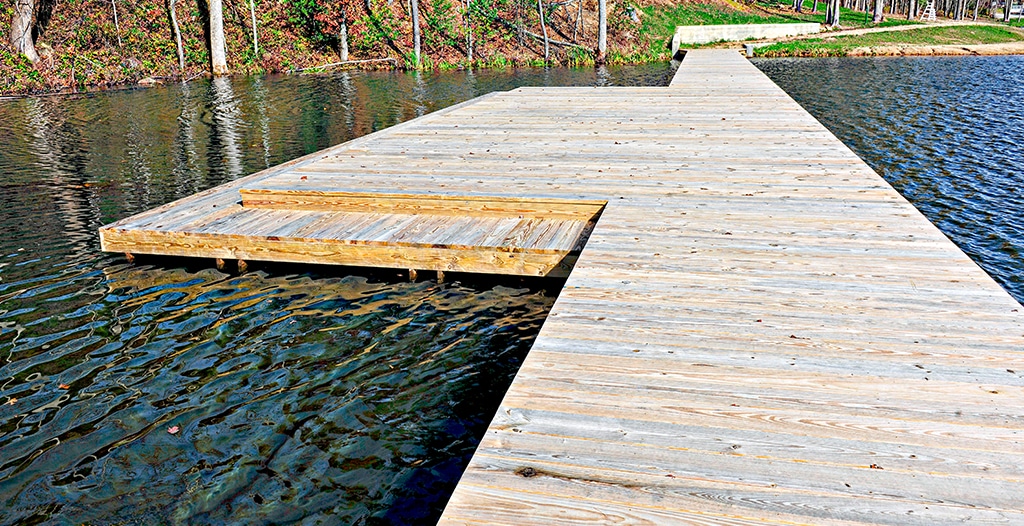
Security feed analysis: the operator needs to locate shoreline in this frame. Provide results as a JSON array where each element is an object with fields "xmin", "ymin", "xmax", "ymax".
[{"xmin": 748, "ymin": 40, "xmax": 1024, "ymax": 57}]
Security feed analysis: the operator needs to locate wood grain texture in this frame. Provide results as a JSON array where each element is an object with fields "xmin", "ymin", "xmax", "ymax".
[
  {"xmin": 239, "ymin": 189, "xmax": 606, "ymax": 220},
  {"xmin": 98, "ymin": 49, "xmax": 1024, "ymax": 524},
  {"xmin": 101, "ymin": 189, "xmax": 599, "ymax": 276}
]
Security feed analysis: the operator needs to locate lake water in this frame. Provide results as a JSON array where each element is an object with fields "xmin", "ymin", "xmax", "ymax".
[
  {"xmin": 1, "ymin": 56, "xmax": 1021, "ymax": 525},
  {"xmin": 755, "ymin": 56, "xmax": 1023, "ymax": 304},
  {"xmin": 0, "ymin": 63, "xmax": 676, "ymax": 525}
]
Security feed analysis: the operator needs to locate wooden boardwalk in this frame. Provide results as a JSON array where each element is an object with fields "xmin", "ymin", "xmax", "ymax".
[{"xmin": 101, "ymin": 50, "xmax": 1024, "ymax": 524}]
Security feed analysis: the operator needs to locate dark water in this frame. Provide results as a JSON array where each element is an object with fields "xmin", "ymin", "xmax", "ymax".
[
  {"xmin": 755, "ymin": 56, "xmax": 1024, "ymax": 304},
  {"xmin": 0, "ymin": 63, "xmax": 677, "ymax": 525}
]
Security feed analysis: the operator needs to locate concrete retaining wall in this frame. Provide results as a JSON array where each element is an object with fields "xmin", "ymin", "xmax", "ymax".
[{"xmin": 671, "ymin": 23, "xmax": 820, "ymax": 57}]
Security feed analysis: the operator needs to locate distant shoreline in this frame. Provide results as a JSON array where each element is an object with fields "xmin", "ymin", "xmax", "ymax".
[{"xmin": 746, "ymin": 23, "xmax": 1024, "ymax": 57}]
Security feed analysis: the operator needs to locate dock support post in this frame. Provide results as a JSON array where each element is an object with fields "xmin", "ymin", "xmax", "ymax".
[
  {"xmin": 409, "ymin": 269, "xmax": 418, "ymax": 281},
  {"xmin": 215, "ymin": 258, "xmax": 226, "ymax": 271},
  {"xmin": 437, "ymin": 270, "xmax": 445, "ymax": 283},
  {"xmin": 124, "ymin": 252, "xmax": 135, "ymax": 264},
  {"xmin": 237, "ymin": 259, "xmax": 248, "ymax": 274}
]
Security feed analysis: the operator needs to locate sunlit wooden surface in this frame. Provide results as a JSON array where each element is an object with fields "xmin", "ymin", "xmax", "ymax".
[{"xmin": 101, "ymin": 49, "xmax": 1024, "ymax": 524}]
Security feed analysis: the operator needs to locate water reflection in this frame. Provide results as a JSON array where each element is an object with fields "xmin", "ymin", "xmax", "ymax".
[
  {"xmin": 0, "ymin": 62, "xmax": 676, "ymax": 524},
  {"xmin": 208, "ymin": 77, "xmax": 244, "ymax": 181}
]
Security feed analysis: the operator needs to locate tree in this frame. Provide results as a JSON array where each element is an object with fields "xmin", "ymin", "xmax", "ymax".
[
  {"xmin": 209, "ymin": 0, "xmax": 229, "ymax": 75},
  {"xmin": 825, "ymin": 0, "xmax": 841, "ymax": 25},
  {"xmin": 464, "ymin": 0, "xmax": 472, "ymax": 61},
  {"xmin": 338, "ymin": 6, "xmax": 348, "ymax": 61},
  {"xmin": 1004, "ymin": 0, "xmax": 1012, "ymax": 21},
  {"xmin": 167, "ymin": 0, "xmax": 185, "ymax": 70},
  {"xmin": 537, "ymin": 0, "xmax": 548, "ymax": 62},
  {"xmin": 597, "ymin": 0, "xmax": 606, "ymax": 63},
  {"xmin": 411, "ymin": 0, "xmax": 421, "ymax": 67},
  {"xmin": 248, "ymin": 0, "xmax": 259, "ymax": 55},
  {"xmin": 10, "ymin": 0, "xmax": 40, "ymax": 62},
  {"xmin": 873, "ymin": 0, "xmax": 885, "ymax": 21}
]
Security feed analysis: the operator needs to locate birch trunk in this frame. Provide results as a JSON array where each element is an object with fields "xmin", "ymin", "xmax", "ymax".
[
  {"xmin": 209, "ymin": 0, "xmax": 229, "ymax": 75},
  {"xmin": 339, "ymin": 7, "xmax": 348, "ymax": 61},
  {"xmin": 538, "ymin": 0, "xmax": 548, "ymax": 61},
  {"xmin": 168, "ymin": 0, "xmax": 185, "ymax": 70},
  {"xmin": 597, "ymin": 0, "xmax": 607, "ymax": 63},
  {"xmin": 111, "ymin": 0, "xmax": 123, "ymax": 47},
  {"xmin": 411, "ymin": 0, "xmax": 421, "ymax": 67},
  {"xmin": 249, "ymin": 0, "xmax": 258, "ymax": 55},
  {"xmin": 10, "ymin": 0, "xmax": 39, "ymax": 62},
  {"xmin": 574, "ymin": 0, "xmax": 582, "ymax": 41},
  {"xmin": 464, "ymin": 0, "xmax": 472, "ymax": 61},
  {"xmin": 873, "ymin": 0, "xmax": 885, "ymax": 20}
]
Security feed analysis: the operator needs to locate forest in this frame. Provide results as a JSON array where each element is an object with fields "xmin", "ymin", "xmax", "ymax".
[
  {"xmin": 2, "ymin": 0, "xmax": 656, "ymax": 93},
  {"xmin": 1, "ymin": 0, "xmax": 1012, "ymax": 94}
]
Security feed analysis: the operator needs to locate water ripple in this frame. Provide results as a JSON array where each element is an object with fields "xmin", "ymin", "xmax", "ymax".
[
  {"xmin": 756, "ymin": 56, "xmax": 1024, "ymax": 303},
  {"xmin": 0, "ymin": 62, "xmax": 676, "ymax": 524}
]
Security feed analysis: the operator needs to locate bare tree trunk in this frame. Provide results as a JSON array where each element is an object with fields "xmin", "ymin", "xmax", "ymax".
[
  {"xmin": 597, "ymin": 0, "xmax": 606, "ymax": 63},
  {"xmin": 907, "ymin": 0, "xmax": 916, "ymax": 19},
  {"xmin": 873, "ymin": 0, "xmax": 885, "ymax": 20},
  {"xmin": 411, "ymin": 0, "xmax": 421, "ymax": 67},
  {"xmin": 1005, "ymin": 0, "xmax": 1012, "ymax": 21},
  {"xmin": 972, "ymin": 0, "xmax": 980, "ymax": 19},
  {"xmin": 464, "ymin": 0, "xmax": 472, "ymax": 61},
  {"xmin": 168, "ymin": 0, "xmax": 185, "ymax": 70},
  {"xmin": 813, "ymin": 0, "xmax": 820, "ymax": 11},
  {"xmin": 10, "ymin": 0, "xmax": 39, "ymax": 62},
  {"xmin": 339, "ymin": 8, "xmax": 348, "ymax": 60},
  {"xmin": 111, "ymin": 0, "xmax": 123, "ymax": 47},
  {"xmin": 209, "ymin": 0, "xmax": 229, "ymax": 75},
  {"xmin": 826, "ymin": 0, "xmax": 841, "ymax": 25},
  {"xmin": 538, "ymin": 0, "xmax": 548, "ymax": 61},
  {"xmin": 574, "ymin": 0, "xmax": 582, "ymax": 41},
  {"xmin": 249, "ymin": 0, "xmax": 258, "ymax": 55}
]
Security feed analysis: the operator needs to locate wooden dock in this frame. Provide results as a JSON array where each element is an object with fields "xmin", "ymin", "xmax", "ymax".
[{"xmin": 101, "ymin": 50, "xmax": 1024, "ymax": 524}]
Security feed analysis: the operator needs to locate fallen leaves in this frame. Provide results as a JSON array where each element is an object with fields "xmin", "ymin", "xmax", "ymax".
[{"xmin": 167, "ymin": 426, "xmax": 180, "ymax": 435}]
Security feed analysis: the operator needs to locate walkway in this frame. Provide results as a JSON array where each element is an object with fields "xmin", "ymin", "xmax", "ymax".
[{"xmin": 101, "ymin": 49, "xmax": 1024, "ymax": 524}]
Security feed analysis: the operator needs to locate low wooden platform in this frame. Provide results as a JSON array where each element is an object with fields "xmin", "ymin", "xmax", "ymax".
[
  {"xmin": 100, "ymin": 50, "xmax": 1024, "ymax": 524},
  {"xmin": 101, "ymin": 181, "xmax": 603, "ymax": 277}
]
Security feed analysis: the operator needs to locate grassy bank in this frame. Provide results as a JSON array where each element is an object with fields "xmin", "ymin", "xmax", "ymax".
[
  {"xmin": 0, "ymin": 0, "xmax": 673, "ymax": 96},
  {"xmin": 755, "ymin": 24, "xmax": 1024, "ymax": 56},
  {"xmin": 763, "ymin": 0, "xmax": 921, "ymax": 29}
]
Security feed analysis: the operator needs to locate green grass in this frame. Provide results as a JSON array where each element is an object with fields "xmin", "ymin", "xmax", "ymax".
[
  {"xmin": 757, "ymin": 0, "xmax": 921, "ymax": 28},
  {"xmin": 638, "ymin": 0, "xmax": 921, "ymax": 50},
  {"xmin": 755, "ymin": 24, "xmax": 1024, "ymax": 56},
  {"xmin": 640, "ymin": 3, "xmax": 797, "ymax": 43}
]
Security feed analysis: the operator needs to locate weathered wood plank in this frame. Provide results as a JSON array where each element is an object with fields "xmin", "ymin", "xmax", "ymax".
[
  {"xmin": 98, "ymin": 49, "xmax": 1024, "ymax": 524},
  {"xmin": 239, "ymin": 189, "xmax": 605, "ymax": 220}
]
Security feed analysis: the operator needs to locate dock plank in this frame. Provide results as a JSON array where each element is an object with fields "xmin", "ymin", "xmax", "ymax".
[{"xmin": 98, "ymin": 49, "xmax": 1024, "ymax": 524}]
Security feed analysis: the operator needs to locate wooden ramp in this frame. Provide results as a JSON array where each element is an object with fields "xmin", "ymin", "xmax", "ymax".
[{"xmin": 100, "ymin": 50, "xmax": 1024, "ymax": 524}]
